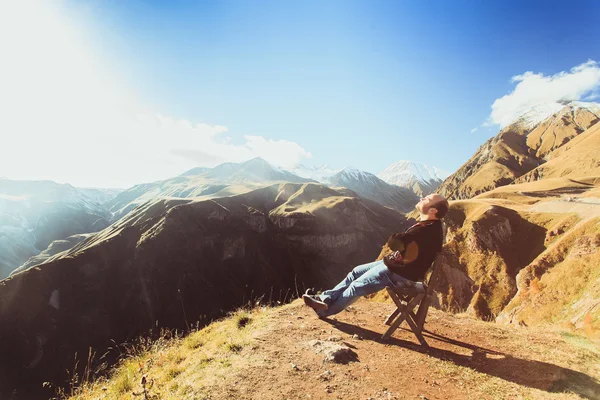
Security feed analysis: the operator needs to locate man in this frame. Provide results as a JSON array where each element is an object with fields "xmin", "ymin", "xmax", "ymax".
[{"xmin": 303, "ymin": 193, "xmax": 448, "ymax": 318}]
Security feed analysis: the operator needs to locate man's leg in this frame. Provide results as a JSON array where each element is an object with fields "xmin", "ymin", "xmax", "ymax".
[
  {"xmin": 318, "ymin": 261, "xmax": 414, "ymax": 317},
  {"xmin": 317, "ymin": 260, "xmax": 383, "ymax": 306}
]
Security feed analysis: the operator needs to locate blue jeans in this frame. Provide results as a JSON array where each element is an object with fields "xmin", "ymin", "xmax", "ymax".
[{"xmin": 317, "ymin": 260, "xmax": 415, "ymax": 317}]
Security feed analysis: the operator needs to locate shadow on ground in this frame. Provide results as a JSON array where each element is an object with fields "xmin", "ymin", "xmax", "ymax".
[{"xmin": 323, "ymin": 318, "xmax": 600, "ymax": 400}]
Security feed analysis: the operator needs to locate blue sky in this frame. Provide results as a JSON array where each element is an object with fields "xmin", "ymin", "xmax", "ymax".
[{"xmin": 1, "ymin": 0, "xmax": 600, "ymax": 187}]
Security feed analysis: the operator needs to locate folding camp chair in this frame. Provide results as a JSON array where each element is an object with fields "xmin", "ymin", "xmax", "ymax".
[{"xmin": 381, "ymin": 251, "xmax": 444, "ymax": 346}]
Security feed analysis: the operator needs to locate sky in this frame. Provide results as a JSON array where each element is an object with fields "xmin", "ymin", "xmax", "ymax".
[{"xmin": 1, "ymin": 0, "xmax": 600, "ymax": 188}]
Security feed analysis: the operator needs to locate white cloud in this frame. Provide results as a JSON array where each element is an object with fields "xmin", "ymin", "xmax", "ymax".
[
  {"xmin": 486, "ymin": 60, "xmax": 600, "ymax": 128},
  {"xmin": 0, "ymin": 1, "xmax": 311, "ymax": 188}
]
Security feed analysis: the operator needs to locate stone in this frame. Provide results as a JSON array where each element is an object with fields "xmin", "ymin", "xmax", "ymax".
[{"xmin": 307, "ymin": 340, "xmax": 358, "ymax": 364}]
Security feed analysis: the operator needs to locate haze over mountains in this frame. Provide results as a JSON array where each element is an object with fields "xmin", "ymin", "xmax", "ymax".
[
  {"xmin": 87, "ymin": 157, "xmax": 446, "ymax": 224},
  {"xmin": 0, "ymin": 179, "xmax": 118, "ymax": 278},
  {"xmin": 0, "ymin": 157, "xmax": 445, "ymax": 279},
  {"xmin": 105, "ymin": 157, "xmax": 313, "ymax": 221}
]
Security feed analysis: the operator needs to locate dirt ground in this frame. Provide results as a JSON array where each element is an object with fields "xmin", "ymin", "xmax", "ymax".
[{"xmin": 193, "ymin": 299, "xmax": 600, "ymax": 400}]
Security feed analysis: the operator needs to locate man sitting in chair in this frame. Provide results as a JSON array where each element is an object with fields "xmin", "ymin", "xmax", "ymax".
[{"xmin": 303, "ymin": 193, "xmax": 448, "ymax": 318}]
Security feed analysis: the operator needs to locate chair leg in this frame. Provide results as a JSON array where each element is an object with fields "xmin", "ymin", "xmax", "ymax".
[
  {"xmin": 385, "ymin": 308, "xmax": 402, "ymax": 325},
  {"xmin": 386, "ymin": 287, "xmax": 403, "ymax": 307},
  {"xmin": 381, "ymin": 294, "xmax": 424, "ymax": 340},
  {"xmin": 384, "ymin": 287, "xmax": 405, "ymax": 325},
  {"xmin": 414, "ymin": 295, "xmax": 432, "ymax": 331},
  {"xmin": 406, "ymin": 313, "xmax": 428, "ymax": 347},
  {"xmin": 410, "ymin": 310, "xmax": 418, "ymax": 322}
]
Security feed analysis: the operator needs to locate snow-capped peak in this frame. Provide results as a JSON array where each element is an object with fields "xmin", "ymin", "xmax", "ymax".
[
  {"xmin": 328, "ymin": 167, "xmax": 385, "ymax": 187},
  {"xmin": 340, "ymin": 167, "xmax": 363, "ymax": 175},
  {"xmin": 241, "ymin": 157, "xmax": 283, "ymax": 172},
  {"xmin": 512, "ymin": 101, "xmax": 600, "ymax": 129},
  {"xmin": 288, "ymin": 164, "xmax": 342, "ymax": 182},
  {"xmin": 567, "ymin": 100, "xmax": 600, "ymax": 114},
  {"xmin": 377, "ymin": 161, "xmax": 449, "ymax": 187},
  {"xmin": 512, "ymin": 103, "xmax": 565, "ymax": 129}
]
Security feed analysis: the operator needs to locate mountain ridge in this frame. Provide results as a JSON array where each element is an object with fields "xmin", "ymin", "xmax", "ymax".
[
  {"xmin": 438, "ymin": 102, "xmax": 600, "ymax": 200},
  {"xmin": 327, "ymin": 168, "xmax": 419, "ymax": 213}
]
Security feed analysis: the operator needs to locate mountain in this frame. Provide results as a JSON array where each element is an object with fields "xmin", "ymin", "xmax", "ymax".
[
  {"xmin": 397, "ymin": 105, "xmax": 600, "ymax": 330},
  {"xmin": 0, "ymin": 179, "xmax": 114, "ymax": 278},
  {"xmin": 327, "ymin": 168, "xmax": 420, "ymax": 213},
  {"xmin": 412, "ymin": 114, "xmax": 600, "ymax": 332},
  {"xmin": 377, "ymin": 161, "xmax": 450, "ymax": 196},
  {"xmin": 181, "ymin": 157, "xmax": 314, "ymax": 184},
  {"xmin": 288, "ymin": 164, "xmax": 343, "ymax": 182},
  {"xmin": 107, "ymin": 158, "xmax": 313, "ymax": 220},
  {"xmin": 0, "ymin": 182, "xmax": 410, "ymax": 398},
  {"xmin": 179, "ymin": 166, "xmax": 211, "ymax": 176},
  {"xmin": 515, "ymin": 109, "xmax": 600, "ymax": 183},
  {"xmin": 75, "ymin": 187, "xmax": 122, "ymax": 206},
  {"xmin": 438, "ymin": 101, "xmax": 600, "ymax": 200}
]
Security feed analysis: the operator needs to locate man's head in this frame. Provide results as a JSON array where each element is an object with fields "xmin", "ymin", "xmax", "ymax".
[{"xmin": 416, "ymin": 193, "xmax": 449, "ymax": 220}]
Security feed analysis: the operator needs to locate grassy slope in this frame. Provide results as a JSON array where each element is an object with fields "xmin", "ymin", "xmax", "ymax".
[
  {"xmin": 500, "ymin": 217, "xmax": 600, "ymax": 332},
  {"xmin": 66, "ymin": 300, "xmax": 600, "ymax": 400},
  {"xmin": 517, "ymin": 122, "xmax": 600, "ymax": 183}
]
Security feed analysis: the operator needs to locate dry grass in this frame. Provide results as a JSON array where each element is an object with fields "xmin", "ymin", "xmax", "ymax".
[
  {"xmin": 65, "ymin": 307, "xmax": 269, "ymax": 400},
  {"xmin": 503, "ymin": 218, "xmax": 600, "ymax": 336}
]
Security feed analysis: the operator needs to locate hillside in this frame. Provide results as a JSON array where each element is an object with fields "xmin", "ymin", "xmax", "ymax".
[
  {"xmin": 438, "ymin": 102, "xmax": 600, "ymax": 200},
  {"xmin": 516, "ymin": 121, "xmax": 600, "ymax": 183},
  {"xmin": 66, "ymin": 299, "xmax": 600, "ymax": 400},
  {"xmin": 0, "ymin": 182, "xmax": 410, "ymax": 399}
]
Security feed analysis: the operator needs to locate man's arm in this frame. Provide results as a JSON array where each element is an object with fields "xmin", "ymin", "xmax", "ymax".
[{"xmin": 385, "ymin": 230, "xmax": 421, "ymax": 265}]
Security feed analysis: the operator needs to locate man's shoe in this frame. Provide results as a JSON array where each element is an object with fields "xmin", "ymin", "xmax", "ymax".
[{"xmin": 302, "ymin": 294, "xmax": 329, "ymax": 311}]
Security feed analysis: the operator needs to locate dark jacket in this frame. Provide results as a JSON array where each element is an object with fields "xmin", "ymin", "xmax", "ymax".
[{"xmin": 384, "ymin": 219, "xmax": 444, "ymax": 282}]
